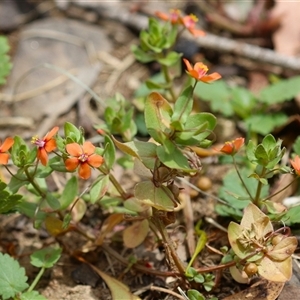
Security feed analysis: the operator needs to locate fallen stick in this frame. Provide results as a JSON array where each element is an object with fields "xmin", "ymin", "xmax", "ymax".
[{"xmin": 90, "ymin": 3, "xmax": 300, "ymax": 71}]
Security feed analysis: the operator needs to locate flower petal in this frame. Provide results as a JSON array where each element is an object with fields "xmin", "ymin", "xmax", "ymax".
[
  {"xmin": 233, "ymin": 137, "xmax": 245, "ymax": 151},
  {"xmin": 188, "ymin": 28, "xmax": 206, "ymax": 37},
  {"xmin": 291, "ymin": 155, "xmax": 300, "ymax": 175},
  {"xmin": 0, "ymin": 153, "xmax": 9, "ymax": 164},
  {"xmin": 200, "ymin": 73, "xmax": 222, "ymax": 83},
  {"xmin": 37, "ymin": 148, "xmax": 48, "ymax": 166},
  {"xmin": 65, "ymin": 157, "xmax": 79, "ymax": 171},
  {"xmin": 79, "ymin": 162, "xmax": 91, "ymax": 180},
  {"xmin": 183, "ymin": 58, "xmax": 193, "ymax": 72},
  {"xmin": 88, "ymin": 154, "xmax": 104, "ymax": 168},
  {"xmin": 44, "ymin": 139, "xmax": 57, "ymax": 153},
  {"xmin": 220, "ymin": 143, "xmax": 234, "ymax": 155},
  {"xmin": 82, "ymin": 141, "xmax": 96, "ymax": 155},
  {"xmin": 66, "ymin": 143, "xmax": 82, "ymax": 156},
  {"xmin": 155, "ymin": 11, "xmax": 170, "ymax": 21},
  {"xmin": 44, "ymin": 126, "xmax": 59, "ymax": 141},
  {"xmin": 0, "ymin": 137, "xmax": 14, "ymax": 152}
]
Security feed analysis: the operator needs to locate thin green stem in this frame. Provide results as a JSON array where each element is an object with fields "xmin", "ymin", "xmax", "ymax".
[
  {"xmin": 109, "ymin": 173, "xmax": 128, "ymax": 200},
  {"xmin": 232, "ymin": 156, "xmax": 254, "ymax": 202},
  {"xmin": 161, "ymin": 64, "xmax": 177, "ymax": 102},
  {"xmin": 262, "ymin": 175, "xmax": 299, "ymax": 202},
  {"xmin": 24, "ymin": 168, "xmax": 47, "ymax": 199},
  {"xmin": 253, "ymin": 166, "xmax": 267, "ymax": 206},
  {"xmin": 27, "ymin": 267, "xmax": 45, "ymax": 292},
  {"xmin": 99, "ymin": 165, "xmax": 128, "ymax": 200},
  {"xmin": 151, "ymin": 215, "xmax": 186, "ymax": 275}
]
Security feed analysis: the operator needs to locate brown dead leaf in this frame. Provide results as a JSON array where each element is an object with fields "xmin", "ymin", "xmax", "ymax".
[
  {"xmin": 123, "ymin": 219, "xmax": 149, "ymax": 248},
  {"xmin": 222, "ymin": 280, "xmax": 284, "ymax": 300},
  {"xmin": 89, "ymin": 264, "xmax": 141, "ymax": 300},
  {"xmin": 271, "ymin": 1, "xmax": 300, "ymax": 56}
]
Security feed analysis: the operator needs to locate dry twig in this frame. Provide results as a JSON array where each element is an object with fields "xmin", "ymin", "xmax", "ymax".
[{"xmin": 93, "ymin": 4, "xmax": 300, "ymax": 71}]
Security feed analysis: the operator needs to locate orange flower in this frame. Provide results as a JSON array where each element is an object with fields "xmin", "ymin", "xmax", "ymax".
[
  {"xmin": 65, "ymin": 141, "xmax": 104, "ymax": 180},
  {"xmin": 0, "ymin": 137, "xmax": 14, "ymax": 164},
  {"xmin": 155, "ymin": 9, "xmax": 182, "ymax": 24},
  {"xmin": 31, "ymin": 127, "xmax": 58, "ymax": 166},
  {"xmin": 181, "ymin": 15, "xmax": 205, "ymax": 37},
  {"xmin": 155, "ymin": 10, "xmax": 205, "ymax": 36},
  {"xmin": 183, "ymin": 59, "xmax": 221, "ymax": 83},
  {"xmin": 290, "ymin": 155, "xmax": 300, "ymax": 176},
  {"xmin": 220, "ymin": 137, "xmax": 245, "ymax": 155}
]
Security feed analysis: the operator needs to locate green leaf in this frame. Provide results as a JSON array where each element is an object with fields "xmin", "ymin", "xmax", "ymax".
[
  {"xmin": 293, "ymin": 136, "xmax": 300, "ymax": 155},
  {"xmin": 30, "ymin": 247, "xmax": 62, "ymax": 268},
  {"xmin": 157, "ymin": 51, "xmax": 182, "ymax": 67},
  {"xmin": 112, "ymin": 137, "xmax": 157, "ymax": 169},
  {"xmin": 218, "ymin": 168, "xmax": 269, "ymax": 212},
  {"xmin": 103, "ymin": 135, "xmax": 116, "ymax": 170},
  {"xmin": 156, "ymin": 141, "xmax": 191, "ymax": 171},
  {"xmin": 64, "ymin": 122, "xmax": 82, "ymax": 143},
  {"xmin": 245, "ymin": 113, "xmax": 288, "ymax": 135},
  {"xmin": 260, "ymin": 76, "xmax": 300, "ymax": 104},
  {"xmin": 171, "ymin": 86, "xmax": 193, "ymax": 124},
  {"xmin": 246, "ymin": 140, "xmax": 256, "ymax": 162},
  {"xmin": 0, "ymin": 180, "xmax": 23, "ymax": 213},
  {"xmin": 131, "ymin": 44, "xmax": 155, "ymax": 63},
  {"xmin": 282, "ymin": 205, "xmax": 300, "ymax": 225},
  {"xmin": 89, "ymin": 175, "xmax": 109, "ymax": 204},
  {"xmin": 20, "ymin": 291, "xmax": 47, "ymax": 300},
  {"xmin": 0, "ymin": 252, "xmax": 29, "ymax": 299},
  {"xmin": 134, "ymin": 73, "xmax": 165, "ymax": 97},
  {"xmin": 262, "ymin": 134, "xmax": 277, "ymax": 152},
  {"xmin": 11, "ymin": 136, "xmax": 30, "ymax": 167},
  {"xmin": 187, "ymin": 289, "xmax": 205, "ymax": 300},
  {"xmin": 144, "ymin": 92, "xmax": 173, "ymax": 143},
  {"xmin": 46, "ymin": 193, "xmax": 61, "ymax": 210},
  {"xmin": 175, "ymin": 112, "xmax": 216, "ymax": 146},
  {"xmin": 16, "ymin": 202, "xmax": 46, "ymax": 221},
  {"xmin": 145, "ymin": 79, "xmax": 171, "ymax": 90},
  {"xmin": 0, "ymin": 36, "xmax": 12, "ymax": 85},
  {"xmin": 134, "ymin": 181, "xmax": 175, "ymax": 211},
  {"xmin": 60, "ymin": 176, "xmax": 78, "ymax": 210},
  {"xmin": 194, "ymin": 80, "xmax": 234, "ymax": 116},
  {"xmin": 254, "ymin": 144, "xmax": 268, "ymax": 165},
  {"xmin": 231, "ymin": 86, "xmax": 257, "ymax": 119},
  {"xmin": 49, "ymin": 161, "xmax": 69, "ymax": 172}
]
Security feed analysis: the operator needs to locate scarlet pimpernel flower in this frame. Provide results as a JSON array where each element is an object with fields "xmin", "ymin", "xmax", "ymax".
[
  {"xmin": 0, "ymin": 137, "xmax": 14, "ymax": 165},
  {"xmin": 220, "ymin": 137, "xmax": 245, "ymax": 155},
  {"xmin": 65, "ymin": 141, "xmax": 104, "ymax": 180},
  {"xmin": 155, "ymin": 9, "xmax": 182, "ymax": 24},
  {"xmin": 31, "ymin": 126, "xmax": 59, "ymax": 166},
  {"xmin": 290, "ymin": 155, "xmax": 300, "ymax": 176},
  {"xmin": 181, "ymin": 14, "xmax": 205, "ymax": 37},
  {"xmin": 155, "ymin": 9, "xmax": 205, "ymax": 36},
  {"xmin": 183, "ymin": 59, "xmax": 221, "ymax": 83}
]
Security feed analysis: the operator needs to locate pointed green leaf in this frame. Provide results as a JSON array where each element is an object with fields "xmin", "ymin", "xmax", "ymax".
[
  {"xmin": 60, "ymin": 176, "xmax": 78, "ymax": 210},
  {"xmin": 171, "ymin": 86, "xmax": 193, "ymax": 124},
  {"xmin": 134, "ymin": 181, "xmax": 175, "ymax": 211},
  {"xmin": 156, "ymin": 141, "xmax": 191, "ymax": 171},
  {"xmin": 113, "ymin": 137, "xmax": 157, "ymax": 169},
  {"xmin": 90, "ymin": 175, "xmax": 110, "ymax": 204},
  {"xmin": 144, "ymin": 92, "xmax": 173, "ymax": 143}
]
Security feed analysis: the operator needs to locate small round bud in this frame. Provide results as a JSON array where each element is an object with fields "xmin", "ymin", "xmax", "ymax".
[
  {"xmin": 271, "ymin": 234, "xmax": 285, "ymax": 246},
  {"xmin": 197, "ymin": 176, "xmax": 212, "ymax": 191},
  {"xmin": 244, "ymin": 263, "xmax": 258, "ymax": 277}
]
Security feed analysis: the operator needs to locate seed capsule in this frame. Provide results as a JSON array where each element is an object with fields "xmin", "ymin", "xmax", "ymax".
[{"xmin": 244, "ymin": 263, "xmax": 258, "ymax": 277}]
